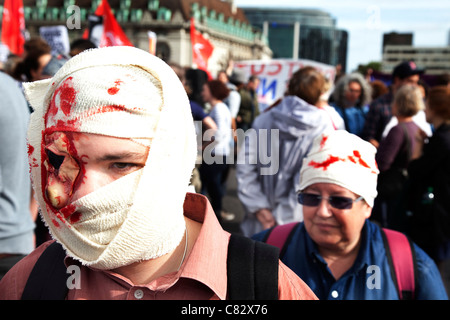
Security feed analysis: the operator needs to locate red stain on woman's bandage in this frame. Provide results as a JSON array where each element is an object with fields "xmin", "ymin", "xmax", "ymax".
[
  {"xmin": 320, "ymin": 135, "xmax": 328, "ymax": 149},
  {"xmin": 108, "ymin": 79, "xmax": 123, "ymax": 95},
  {"xmin": 352, "ymin": 150, "xmax": 370, "ymax": 169},
  {"xmin": 308, "ymin": 150, "xmax": 377, "ymax": 173},
  {"xmin": 309, "ymin": 155, "xmax": 344, "ymax": 170}
]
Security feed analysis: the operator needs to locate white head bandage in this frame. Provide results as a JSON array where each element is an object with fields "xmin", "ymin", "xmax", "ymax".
[
  {"xmin": 298, "ymin": 130, "xmax": 379, "ymax": 207},
  {"xmin": 24, "ymin": 46, "xmax": 197, "ymax": 270}
]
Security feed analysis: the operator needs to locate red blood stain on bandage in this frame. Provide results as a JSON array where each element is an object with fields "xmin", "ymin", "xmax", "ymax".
[
  {"xmin": 87, "ymin": 104, "xmax": 146, "ymax": 117},
  {"xmin": 308, "ymin": 150, "xmax": 377, "ymax": 173},
  {"xmin": 60, "ymin": 203, "xmax": 81, "ymax": 224},
  {"xmin": 108, "ymin": 79, "xmax": 123, "ymax": 95},
  {"xmin": 309, "ymin": 155, "xmax": 344, "ymax": 170},
  {"xmin": 27, "ymin": 143, "xmax": 39, "ymax": 169},
  {"xmin": 48, "ymin": 77, "xmax": 77, "ymax": 119},
  {"xmin": 320, "ymin": 135, "xmax": 328, "ymax": 149},
  {"xmin": 352, "ymin": 150, "xmax": 370, "ymax": 169},
  {"xmin": 27, "ymin": 143, "xmax": 34, "ymax": 156},
  {"xmin": 98, "ymin": 105, "xmax": 128, "ymax": 113}
]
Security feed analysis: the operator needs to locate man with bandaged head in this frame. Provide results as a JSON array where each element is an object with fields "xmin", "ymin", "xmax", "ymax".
[
  {"xmin": 0, "ymin": 46, "xmax": 316, "ymax": 300},
  {"xmin": 253, "ymin": 130, "xmax": 447, "ymax": 300}
]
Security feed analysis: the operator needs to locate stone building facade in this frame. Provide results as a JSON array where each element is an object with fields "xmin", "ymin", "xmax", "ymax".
[{"xmin": 0, "ymin": 0, "xmax": 272, "ymax": 76}]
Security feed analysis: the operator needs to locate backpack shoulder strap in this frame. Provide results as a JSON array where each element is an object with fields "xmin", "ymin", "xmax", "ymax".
[
  {"xmin": 263, "ymin": 222, "xmax": 300, "ymax": 259},
  {"xmin": 381, "ymin": 228, "xmax": 417, "ymax": 300},
  {"xmin": 227, "ymin": 234, "xmax": 279, "ymax": 300},
  {"xmin": 21, "ymin": 241, "xmax": 69, "ymax": 300}
]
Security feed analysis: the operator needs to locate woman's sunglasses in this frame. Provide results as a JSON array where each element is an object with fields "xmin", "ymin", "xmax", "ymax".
[{"xmin": 297, "ymin": 192, "xmax": 363, "ymax": 210}]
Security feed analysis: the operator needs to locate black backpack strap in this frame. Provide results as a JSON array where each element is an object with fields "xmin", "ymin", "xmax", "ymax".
[
  {"xmin": 21, "ymin": 241, "xmax": 69, "ymax": 300},
  {"xmin": 227, "ymin": 234, "xmax": 279, "ymax": 300}
]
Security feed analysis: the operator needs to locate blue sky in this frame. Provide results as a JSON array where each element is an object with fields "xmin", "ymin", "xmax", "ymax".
[{"xmin": 235, "ymin": 0, "xmax": 450, "ymax": 72}]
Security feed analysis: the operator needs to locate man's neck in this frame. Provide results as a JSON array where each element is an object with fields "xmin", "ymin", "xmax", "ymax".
[{"xmin": 112, "ymin": 217, "xmax": 201, "ymax": 285}]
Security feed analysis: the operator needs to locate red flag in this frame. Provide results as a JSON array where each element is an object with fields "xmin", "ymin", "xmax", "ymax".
[
  {"xmin": 1, "ymin": 0, "xmax": 26, "ymax": 56},
  {"xmin": 190, "ymin": 18, "xmax": 214, "ymax": 75},
  {"xmin": 94, "ymin": 0, "xmax": 133, "ymax": 47}
]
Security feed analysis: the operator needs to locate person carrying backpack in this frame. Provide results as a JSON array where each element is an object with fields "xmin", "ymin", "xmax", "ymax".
[
  {"xmin": 0, "ymin": 46, "xmax": 316, "ymax": 301},
  {"xmin": 253, "ymin": 130, "xmax": 447, "ymax": 300}
]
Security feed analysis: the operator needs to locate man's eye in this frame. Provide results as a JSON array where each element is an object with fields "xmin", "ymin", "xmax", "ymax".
[
  {"xmin": 46, "ymin": 150, "xmax": 65, "ymax": 170},
  {"xmin": 114, "ymin": 163, "xmax": 130, "ymax": 169},
  {"xmin": 112, "ymin": 163, "xmax": 141, "ymax": 171}
]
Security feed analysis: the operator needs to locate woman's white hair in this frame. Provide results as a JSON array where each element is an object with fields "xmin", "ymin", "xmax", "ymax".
[{"xmin": 332, "ymin": 72, "xmax": 372, "ymax": 107}]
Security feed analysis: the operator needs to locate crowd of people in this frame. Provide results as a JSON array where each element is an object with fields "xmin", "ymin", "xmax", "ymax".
[{"xmin": 0, "ymin": 37, "xmax": 449, "ymax": 300}]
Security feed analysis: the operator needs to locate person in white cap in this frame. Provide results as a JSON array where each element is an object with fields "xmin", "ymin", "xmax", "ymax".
[
  {"xmin": 0, "ymin": 46, "xmax": 317, "ymax": 301},
  {"xmin": 253, "ymin": 130, "xmax": 447, "ymax": 300}
]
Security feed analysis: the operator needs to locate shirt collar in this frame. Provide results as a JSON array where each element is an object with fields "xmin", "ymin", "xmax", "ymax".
[{"xmin": 178, "ymin": 192, "xmax": 229, "ymax": 300}]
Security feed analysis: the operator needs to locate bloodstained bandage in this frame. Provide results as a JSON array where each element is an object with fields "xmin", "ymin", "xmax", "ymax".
[
  {"xmin": 44, "ymin": 132, "xmax": 81, "ymax": 210},
  {"xmin": 308, "ymin": 150, "xmax": 378, "ymax": 174}
]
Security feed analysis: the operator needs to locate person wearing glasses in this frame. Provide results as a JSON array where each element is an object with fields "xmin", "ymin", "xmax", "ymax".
[{"xmin": 253, "ymin": 130, "xmax": 447, "ymax": 300}]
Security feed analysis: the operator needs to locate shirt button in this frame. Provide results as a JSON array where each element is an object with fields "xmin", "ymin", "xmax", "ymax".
[
  {"xmin": 134, "ymin": 289, "xmax": 144, "ymax": 300},
  {"xmin": 331, "ymin": 290, "xmax": 339, "ymax": 299}
]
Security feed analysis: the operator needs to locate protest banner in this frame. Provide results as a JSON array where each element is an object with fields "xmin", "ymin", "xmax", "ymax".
[
  {"xmin": 39, "ymin": 26, "xmax": 70, "ymax": 56},
  {"xmin": 233, "ymin": 59, "xmax": 336, "ymax": 111}
]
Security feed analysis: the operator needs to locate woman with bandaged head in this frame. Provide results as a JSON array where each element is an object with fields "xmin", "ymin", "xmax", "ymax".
[
  {"xmin": 0, "ymin": 46, "xmax": 317, "ymax": 301},
  {"xmin": 253, "ymin": 130, "xmax": 447, "ymax": 300}
]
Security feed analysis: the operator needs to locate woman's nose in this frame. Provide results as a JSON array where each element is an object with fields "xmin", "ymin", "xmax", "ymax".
[{"xmin": 315, "ymin": 198, "xmax": 334, "ymax": 218}]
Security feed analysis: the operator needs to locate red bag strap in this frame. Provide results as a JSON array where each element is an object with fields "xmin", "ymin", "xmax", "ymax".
[
  {"xmin": 382, "ymin": 228, "xmax": 416, "ymax": 300},
  {"xmin": 264, "ymin": 222, "xmax": 300, "ymax": 258}
]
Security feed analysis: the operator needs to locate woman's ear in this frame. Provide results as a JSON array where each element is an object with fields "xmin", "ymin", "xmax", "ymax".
[{"xmin": 363, "ymin": 202, "xmax": 372, "ymax": 220}]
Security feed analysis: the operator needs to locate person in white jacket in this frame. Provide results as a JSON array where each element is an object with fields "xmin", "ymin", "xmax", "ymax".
[{"xmin": 237, "ymin": 66, "xmax": 335, "ymax": 237}]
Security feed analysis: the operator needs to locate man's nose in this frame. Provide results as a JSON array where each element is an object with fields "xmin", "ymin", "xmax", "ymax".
[{"xmin": 70, "ymin": 169, "xmax": 112, "ymax": 203}]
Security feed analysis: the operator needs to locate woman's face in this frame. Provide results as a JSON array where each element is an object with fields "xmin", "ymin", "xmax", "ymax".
[
  {"xmin": 201, "ymin": 83, "xmax": 212, "ymax": 103},
  {"xmin": 31, "ymin": 53, "xmax": 52, "ymax": 81},
  {"xmin": 344, "ymin": 81, "xmax": 362, "ymax": 106},
  {"xmin": 302, "ymin": 183, "xmax": 372, "ymax": 253}
]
